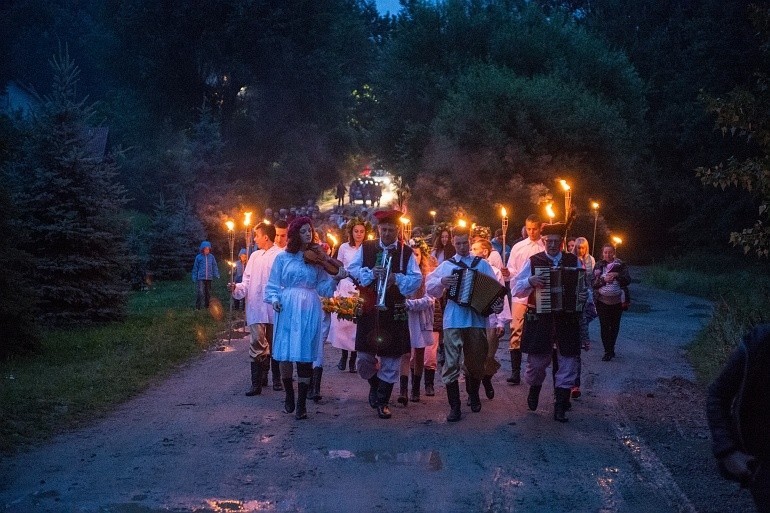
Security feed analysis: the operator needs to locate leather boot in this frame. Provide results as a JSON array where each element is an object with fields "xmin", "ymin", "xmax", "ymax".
[
  {"xmin": 295, "ymin": 382, "xmax": 309, "ymax": 420},
  {"xmin": 282, "ymin": 379, "xmax": 295, "ymax": 414},
  {"xmin": 245, "ymin": 361, "xmax": 263, "ymax": 396},
  {"xmin": 261, "ymin": 358, "xmax": 270, "ymax": 388},
  {"xmin": 367, "ymin": 375, "xmax": 379, "ymax": 408},
  {"xmin": 337, "ymin": 350, "xmax": 348, "ymax": 371},
  {"xmin": 424, "ymin": 369, "xmax": 435, "ymax": 396},
  {"xmin": 376, "ymin": 381, "xmax": 393, "ymax": 419},
  {"xmin": 411, "ymin": 372, "xmax": 422, "ymax": 402},
  {"xmin": 527, "ymin": 385, "xmax": 542, "ymax": 411},
  {"xmin": 348, "ymin": 351, "xmax": 357, "ymax": 373},
  {"xmin": 507, "ymin": 349, "xmax": 522, "ymax": 384},
  {"xmin": 272, "ymin": 358, "xmax": 283, "ymax": 391},
  {"xmin": 467, "ymin": 376, "xmax": 482, "ymax": 413},
  {"xmin": 554, "ymin": 387, "xmax": 570, "ymax": 422},
  {"xmin": 397, "ymin": 375, "xmax": 409, "ymax": 406},
  {"xmin": 311, "ymin": 367, "xmax": 323, "ymax": 402},
  {"xmin": 445, "ymin": 381, "xmax": 462, "ymax": 422},
  {"xmin": 482, "ymin": 375, "xmax": 495, "ymax": 400}
]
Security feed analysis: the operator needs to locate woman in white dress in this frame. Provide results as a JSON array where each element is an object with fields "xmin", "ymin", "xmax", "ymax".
[
  {"xmin": 265, "ymin": 217, "xmax": 346, "ymax": 420},
  {"xmin": 329, "ymin": 217, "xmax": 371, "ymax": 372},
  {"xmin": 397, "ymin": 238, "xmax": 436, "ymax": 405}
]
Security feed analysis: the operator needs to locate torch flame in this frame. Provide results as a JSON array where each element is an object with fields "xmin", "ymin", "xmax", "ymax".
[
  {"xmin": 591, "ymin": 201, "xmax": 600, "ymax": 210},
  {"xmin": 367, "ymin": 234, "xmax": 375, "ymax": 240},
  {"xmin": 244, "ymin": 212, "xmax": 252, "ymax": 226},
  {"xmin": 457, "ymin": 219, "xmax": 467, "ymax": 228},
  {"xmin": 400, "ymin": 217, "xmax": 410, "ymax": 225},
  {"xmin": 612, "ymin": 236, "xmax": 623, "ymax": 246},
  {"xmin": 501, "ymin": 207, "xmax": 507, "ymax": 218},
  {"xmin": 429, "ymin": 210, "xmax": 437, "ymax": 217},
  {"xmin": 545, "ymin": 203, "xmax": 556, "ymax": 220},
  {"xmin": 327, "ymin": 233, "xmax": 338, "ymax": 246},
  {"xmin": 225, "ymin": 220, "xmax": 235, "ymax": 231},
  {"xmin": 559, "ymin": 179, "xmax": 570, "ymax": 191},
  {"xmin": 263, "ymin": 218, "xmax": 272, "ymax": 225}
]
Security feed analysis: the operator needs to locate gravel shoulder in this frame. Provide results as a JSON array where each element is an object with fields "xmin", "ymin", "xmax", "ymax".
[{"xmin": 0, "ymin": 274, "xmax": 756, "ymax": 513}]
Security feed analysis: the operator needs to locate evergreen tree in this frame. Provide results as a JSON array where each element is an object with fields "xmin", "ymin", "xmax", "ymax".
[
  {"xmin": 147, "ymin": 194, "xmax": 206, "ymax": 281},
  {"xmin": 10, "ymin": 51, "xmax": 130, "ymax": 324}
]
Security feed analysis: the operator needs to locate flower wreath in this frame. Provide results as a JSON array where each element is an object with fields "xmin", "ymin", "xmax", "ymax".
[
  {"xmin": 472, "ymin": 225, "xmax": 492, "ymax": 240},
  {"xmin": 431, "ymin": 221, "xmax": 453, "ymax": 243},
  {"xmin": 409, "ymin": 237, "xmax": 431, "ymax": 259},
  {"xmin": 345, "ymin": 216, "xmax": 373, "ymax": 241}
]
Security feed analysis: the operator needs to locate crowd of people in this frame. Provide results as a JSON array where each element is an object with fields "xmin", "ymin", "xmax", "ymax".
[
  {"xmin": 192, "ymin": 196, "xmax": 770, "ymax": 510},
  {"xmin": 192, "ymin": 200, "xmax": 639, "ymax": 426}
]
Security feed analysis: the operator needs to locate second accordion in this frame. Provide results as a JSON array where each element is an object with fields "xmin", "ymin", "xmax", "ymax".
[
  {"xmin": 447, "ymin": 268, "xmax": 507, "ymax": 316},
  {"xmin": 533, "ymin": 266, "xmax": 586, "ymax": 314}
]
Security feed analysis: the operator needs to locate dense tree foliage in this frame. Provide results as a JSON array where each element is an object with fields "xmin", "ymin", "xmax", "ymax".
[
  {"xmin": 696, "ymin": 5, "xmax": 770, "ymax": 257},
  {"xmin": 6, "ymin": 52, "xmax": 130, "ymax": 324},
  {"xmin": 372, "ymin": 1, "xmax": 647, "ymax": 236}
]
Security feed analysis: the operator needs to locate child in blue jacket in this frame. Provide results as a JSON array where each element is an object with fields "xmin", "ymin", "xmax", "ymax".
[{"xmin": 192, "ymin": 241, "xmax": 220, "ymax": 309}]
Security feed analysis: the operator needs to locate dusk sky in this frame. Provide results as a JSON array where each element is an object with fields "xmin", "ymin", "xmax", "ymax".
[{"xmin": 375, "ymin": 0, "xmax": 403, "ymax": 14}]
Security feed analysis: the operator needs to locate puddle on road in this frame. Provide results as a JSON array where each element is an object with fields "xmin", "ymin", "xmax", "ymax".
[{"xmin": 325, "ymin": 449, "xmax": 443, "ymax": 471}]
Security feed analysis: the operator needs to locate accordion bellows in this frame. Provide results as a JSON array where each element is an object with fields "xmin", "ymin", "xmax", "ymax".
[{"xmin": 447, "ymin": 268, "xmax": 507, "ymax": 316}]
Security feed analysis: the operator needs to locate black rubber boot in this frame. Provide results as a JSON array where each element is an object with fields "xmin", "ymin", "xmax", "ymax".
[
  {"xmin": 376, "ymin": 381, "xmax": 394, "ymax": 419},
  {"xmin": 424, "ymin": 369, "xmax": 435, "ymax": 396},
  {"xmin": 311, "ymin": 367, "xmax": 323, "ymax": 402},
  {"xmin": 482, "ymin": 375, "xmax": 495, "ymax": 400},
  {"xmin": 527, "ymin": 385, "xmax": 542, "ymax": 411},
  {"xmin": 337, "ymin": 350, "xmax": 348, "ymax": 371},
  {"xmin": 295, "ymin": 382, "xmax": 309, "ymax": 420},
  {"xmin": 397, "ymin": 375, "xmax": 409, "ymax": 406},
  {"xmin": 467, "ymin": 376, "xmax": 482, "ymax": 413},
  {"xmin": 245, "ymin": 361, "xmax": 263, "ymax": 396},
  {"xmin": 445, "ymin": 381, "xmax": 462, "ymax": 422},
  {"xmin": 348, "ymin": 351, "xmax": 357, "ymax": 373},
  {"xmin": 282, "ymin": 379, "xmax": 295, "ymax": 414},
  {"xmin": 411, "ymin": 372, "xmax": 422, "ymax": 402},
  {"xmin": 367, "ymin": 375, "xmax": 380, "ymax": 408},
  {"xmin": 271, "ymin": 358, "xmax": 283, "ymax": 390},
  {"xmin": 507, "ymin": 349, "xmax": 522, "ymax": 384},
  {"xmin": 261, "ymin": 361, "xmax": 269, "ymax": 387},
  {"xmin": 554, "ymin": 387, "xmax": 570, "ymax": 422}
]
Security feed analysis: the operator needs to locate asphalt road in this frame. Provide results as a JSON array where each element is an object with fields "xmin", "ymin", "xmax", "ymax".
[{"xmin": 0, "ymin": 279, "xmax": 713, "ymax": 513}]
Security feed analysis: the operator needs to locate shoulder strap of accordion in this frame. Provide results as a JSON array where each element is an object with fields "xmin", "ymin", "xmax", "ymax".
[
  {"xmin": 450, "ymin": 257, "xmax": 469, "ymax": 269},
  {"xmin": 469, "ymin": 256, "xmax": 482, "ymax": 269}
]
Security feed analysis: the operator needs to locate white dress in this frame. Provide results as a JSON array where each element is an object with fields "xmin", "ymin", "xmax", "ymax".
[
  {"xmin": 264, "ymin": 251, "xmax": 337, "ymax": 362},
  {"xmin": 327, "ymin": 242, "xmax": 360, "ymax": 351},
  {"xmin": 406, "ymin": 292, "xmax": 435, "ymax": 348}
]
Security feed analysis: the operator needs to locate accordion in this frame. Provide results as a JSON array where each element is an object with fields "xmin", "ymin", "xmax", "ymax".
[
  {"xmin": 447, "ymin": 268, "xmax": 507, "ymax": 316},
  {"xmin": 533, "ymin": 266, "xmax": 586, "ymax": 314}
]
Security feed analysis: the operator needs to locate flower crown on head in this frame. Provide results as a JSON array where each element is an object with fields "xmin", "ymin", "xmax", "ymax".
[
  {"xmin": 346, "ymin": 216, "xmax": 373, "ymax": 237},
  {"xmin": 472, "ymin": 225, "xmax": 492, "ymax": 240},
  {"xmin": 410, "ymin": 237, "xmax": 431, "ymax": 258}
]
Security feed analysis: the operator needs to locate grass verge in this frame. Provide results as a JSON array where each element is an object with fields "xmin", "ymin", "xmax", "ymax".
[
  {"xmin": 645, "ymin": 253, "xmax": 770, "ymax": 384},
  {"xmin": 0, "ymin": 277, "xmax": 233, "ymax": 453}
]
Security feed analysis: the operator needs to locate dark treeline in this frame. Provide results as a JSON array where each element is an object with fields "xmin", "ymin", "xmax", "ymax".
[{"xmin": 1, "ymin": 0, "xmax": 767, "ymax": 353}]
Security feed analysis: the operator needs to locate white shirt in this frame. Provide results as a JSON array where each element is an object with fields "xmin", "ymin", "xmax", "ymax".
[
  {"xmin": 347, "ymin": 240, "xmax": 422, "ymax": 298},
  {"xmin": 506, "ymin": 237, "xmax": 545, "ymax": 305},
  {"xmin": 510, "ymin": 251, "xmax": 561, "ymax": 300},
  {"xmin": 232, "ymin": 244, "xmax": 283, "ymax": 325},
  {"xmin": 426, "ymin": 254, "xmax": 498, "ymax": 329}
]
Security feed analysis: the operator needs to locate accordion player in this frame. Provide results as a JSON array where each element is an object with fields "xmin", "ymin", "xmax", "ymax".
[
  {"xmin": 533, "ymin": 266, "xmax": 586, "ymax": 314},
  {"xmin": 447, "ymin": 267, "xmax": 507, "ymax": 316}
]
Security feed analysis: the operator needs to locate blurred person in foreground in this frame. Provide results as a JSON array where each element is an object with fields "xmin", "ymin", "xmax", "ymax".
[{"xmin": 707, "ymin": 323, "xmax": 770, "ymax": 513}]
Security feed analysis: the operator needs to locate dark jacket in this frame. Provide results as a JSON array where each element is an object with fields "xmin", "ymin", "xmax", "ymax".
[
  {"xmin": 707, "ymin": 324, "xmax": 770, "ymax": 478},
  {"xmin": 521, "ymin": 252, "xmax": 582, "ymax": 356}
]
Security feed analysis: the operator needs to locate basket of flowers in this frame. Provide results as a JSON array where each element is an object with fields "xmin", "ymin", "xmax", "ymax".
[{"xmin": 321, "ymin": 294, "xmax": 364, "ymax": 323}]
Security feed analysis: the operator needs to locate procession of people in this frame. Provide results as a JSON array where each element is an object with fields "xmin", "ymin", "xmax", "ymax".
[{"xmin": 223, "ymin": 190, "xmax": 631, "ymax": 425}]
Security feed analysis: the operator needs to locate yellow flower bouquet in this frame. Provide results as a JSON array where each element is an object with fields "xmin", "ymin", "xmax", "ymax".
[{"xmin": 321, "ymin": 294, "xmax": 364, "ymax": 322}]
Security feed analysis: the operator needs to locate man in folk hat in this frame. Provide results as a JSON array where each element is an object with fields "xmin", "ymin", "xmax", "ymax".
[
  {"xmin": 347, "ymin": 209, "xmax": 422, "ymax": 419},
  {"xmin": 510, "ymin": 219, "xmax": 586, "ymax": 422}
]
